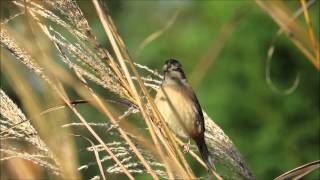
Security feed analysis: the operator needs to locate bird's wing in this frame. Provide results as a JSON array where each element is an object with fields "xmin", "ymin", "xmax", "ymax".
[{"xmin": 183, "ymin": 83, "xmax": 205, "ymax": 134}]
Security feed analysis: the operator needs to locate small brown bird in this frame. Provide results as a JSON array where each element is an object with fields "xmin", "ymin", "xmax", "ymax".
[{"xmin": 155, "ymin": 59, "xmax": 214, "ymax": 170}]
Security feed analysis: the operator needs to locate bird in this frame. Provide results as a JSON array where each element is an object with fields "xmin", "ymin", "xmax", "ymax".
[{"xmin": 155, "ymin": 58, "xmax": 214, "ymax": 171}]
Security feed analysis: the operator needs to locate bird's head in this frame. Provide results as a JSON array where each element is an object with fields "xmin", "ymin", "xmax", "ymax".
[{"xmin": 163, "ymin": 59, "xmax": 186, "ymax": 81}]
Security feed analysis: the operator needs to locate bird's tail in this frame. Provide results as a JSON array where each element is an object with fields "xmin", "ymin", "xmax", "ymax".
[{"xmin": 195, "ymin": 136, "xmax": 215, "ymax": 171}]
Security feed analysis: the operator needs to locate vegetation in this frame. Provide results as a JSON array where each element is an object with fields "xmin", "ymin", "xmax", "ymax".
[{"xmin": 1, "ymin": 0, "xmax": 319, "ymax": 179}]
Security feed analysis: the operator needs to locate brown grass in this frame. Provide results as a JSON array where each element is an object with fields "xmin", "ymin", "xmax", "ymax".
[{"xmin": 4, "ymin": 0, "xmax": 317, "ymax": 179}]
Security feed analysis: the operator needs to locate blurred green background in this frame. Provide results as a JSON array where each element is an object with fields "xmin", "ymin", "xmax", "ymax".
[
  {"xmin": 1, "ymin": 0, "xmax": 319, "ymax": 179},
  {"xmin": 87, "ymin": 1, "xmax": 319, "ymax": 179}
]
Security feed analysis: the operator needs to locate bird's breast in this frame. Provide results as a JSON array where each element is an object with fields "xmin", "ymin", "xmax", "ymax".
[{"xmin": 155, "ymin": 85, "xmax": 201, "ymax": 139}]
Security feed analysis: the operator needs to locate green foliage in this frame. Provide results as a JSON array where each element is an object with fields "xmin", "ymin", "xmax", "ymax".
[
  {"xmin": 2, "ymin": 0, "xmax": 318, "ymax": 179},
  {"xmin": 98, "ymin": 1, "xmax": 319, "ymax": 179}
]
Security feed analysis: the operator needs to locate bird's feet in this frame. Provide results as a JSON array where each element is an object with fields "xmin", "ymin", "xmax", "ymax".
[{"xmin": 182, "ymin": 140, "xmax": 191, "ymax": 153}]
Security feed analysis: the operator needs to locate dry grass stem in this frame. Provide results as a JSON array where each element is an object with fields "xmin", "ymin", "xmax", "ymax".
[
  {"xmin": 100, "ymin": 3, "xmax": 202, "ymax": 177},
  {"xmin": 256, "ymin": 0, "xmax": 319, "ymax": 70},
  {"xmin": 0, "ymin": 90, "xmax": 60, "ymax": 176},
  {"xmin": 264, "ymin": 0, "xmax": 316, "ymax": 95},
  {"xmin": 274, "ymin": 160, "xmax": 320, "ymax": 180},
  {"xmin": 1, "ymin": 0, "xmax": 258, "ymax": 179},
  {"xmin": 72, "ymin": 134, "xmax": 106, "ymax": 180},
  {"xmin": 1, "ymin": 22, "xmax": 132, "ymax": 179},
  {"xmin": 299, "ymin": 0, "xmax": 319, "ymax": 63}
]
